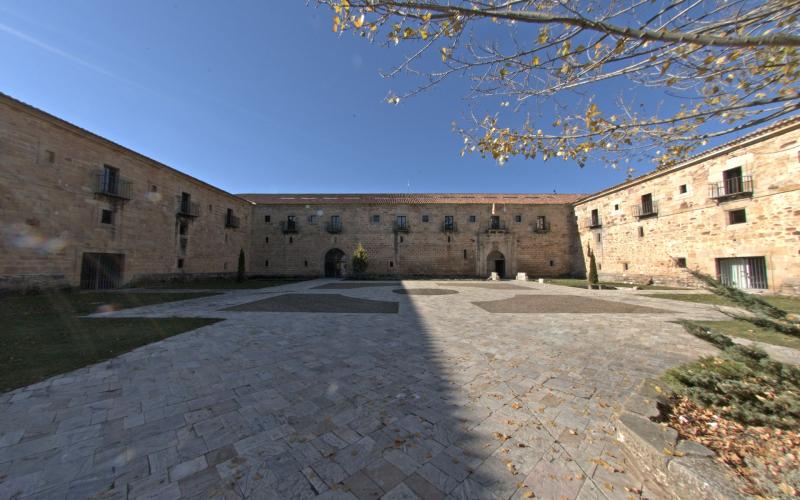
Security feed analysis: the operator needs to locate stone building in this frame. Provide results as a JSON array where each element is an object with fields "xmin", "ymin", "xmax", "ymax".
[
  {"xmin": 1, "ymin": 91, "xmax": 798, "ymax": 294},
  {"xmin": 239, "ymin": 194, "xmax": 583, "ymax": 279},
  {"xmin": 0, "ymin": 93, "xmax": 252, "ymax": 289},
  {"xmin": 574, "ymin": 117, "xmax": 800, "ymax": 295}
]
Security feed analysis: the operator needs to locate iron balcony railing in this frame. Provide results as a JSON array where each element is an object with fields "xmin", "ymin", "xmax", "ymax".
[
  {"xmin": 393, "ymin": 220, "xmax": 411, "ymax": 233},
  {"xmin": 442, "ymin": 221, "xmax": 457, "ymax": 233},
  {"xmin": 94, "ymin": 171, "xmax": 132, "ymax": 200},
  {"xmin": 281, "ymin": 220, "xmax": 298, "ymax": 234},
  {"xmin": 225, "ymin": 213, "xmax": 240, "ymax": 228},
  {"xmin": 326, "ymin": 221, "xmax": 343, "ymax": 234},
  {"xmin": 177, "ymin": 200, "xmax": 199, "ymax": 217},
  {"xmin": 487, "ymin": 220, "xmax": 508, "ymax": 232},
  {"xmin": 709, "ymin": 175, "xmax": 753, "ymax": 199},
  {"xmin": 633, "ymin": 201, "xmax": 659, "ymax": 218},
  {"xmin": 588, "ymin": 215, "xmax": 602, "ymax": 228},
  {"xmin": 533, "ymin": 221, "xmax": 551, "ymax": 233}
]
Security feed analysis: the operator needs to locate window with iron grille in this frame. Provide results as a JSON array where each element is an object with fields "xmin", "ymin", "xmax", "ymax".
[
  {"xmin": 468, "ymin": 215, "xmax": 476, "ymax": 223},
  {"xmin": 372, "ymin": 214, "xmax": 380, "ymax": 224},
  {"xmin": 514, "ymin": 215, "xmax": 522, "ymax": 223}
]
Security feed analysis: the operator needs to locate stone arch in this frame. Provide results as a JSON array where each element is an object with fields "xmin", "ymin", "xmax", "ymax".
[
  {"xmin": 487, "ymin": 250, "xmax": 506, "ymax": 278},
  {"xmin": 324, "ymin": 248, "xmax": 347, "ymax": 278}
]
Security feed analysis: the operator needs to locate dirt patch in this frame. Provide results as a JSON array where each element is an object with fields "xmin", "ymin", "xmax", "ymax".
[
  {"xmin": 226, "ymin": 294, "xmax": 399, "ymax": 313},
  {"xmin": 473, "ymin": 294, "xmax": 669, "ymax": 314},
  {"xmin": 393, "ymin": 289, "xmax": 459, "ymax": 295},
  {"xmin": 313, "ymin": 282, "xmax": 401, "ymax": 290},
  {"xmin": 436, "ymin": 282, "xmax": 531, "ymax": 290}
]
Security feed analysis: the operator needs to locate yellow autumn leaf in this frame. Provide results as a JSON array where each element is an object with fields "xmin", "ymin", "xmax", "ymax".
[
  {"xmin": 352, "ymin": 14, "xmax": 364, "ymax": 28},
  {"xmin": 441, "ymin": 47, "xmax": 451, "ymax": 62},
  {"xmin": 532, "ymin": 56, "xmax": 540, "ymax": 66}
]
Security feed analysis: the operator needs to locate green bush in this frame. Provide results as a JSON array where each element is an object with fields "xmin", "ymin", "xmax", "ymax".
[
  {"xmin": 352, "ymin": 243, "xmax": 368, "ymax": 276},
  {"xmin": 237, "ymin": 248, "xmax": 246, "ymax": 283},
  {"xmin": 667, "ymin": 320, "xmax": 800, "ymax": 429}
]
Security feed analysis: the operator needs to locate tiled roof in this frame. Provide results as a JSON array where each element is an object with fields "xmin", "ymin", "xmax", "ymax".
[{"xmin": 237, "ymin": 193, "xmax": 586, "ymax": 205}]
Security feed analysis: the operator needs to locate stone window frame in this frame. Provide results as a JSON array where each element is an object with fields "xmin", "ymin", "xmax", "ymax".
[
  {"xmin": 468, "ymin": 215, "xmax": 477, "ymax": 223},
  {"xmin": 514, "ymin": 214, "xmax": 522, "ymax": 223},
  {"xmin": 422, "ymin": 215, "xmax": 430, "ymax": 223},
  {"xmin": 727, "ymin": 208, "xmax": 747, "ymax": 226},
  {"xmin": 100, "ymin": 208, "xmax": 114, "ymax": 225},
  {"xmin": 371, "ymin": 214, "xmax": 381, "ymax": 224}
]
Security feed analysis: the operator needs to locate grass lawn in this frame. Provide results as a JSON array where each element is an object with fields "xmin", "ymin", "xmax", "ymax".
[
  {"xmin": 144, "ymin": 277, "xmax": 306, "ymax": 289},
  {"xmin": 643, "ymin": 293, "xmax": 800, "ymax": 314},
  {"xmin": 0, "ymin": 291, "xmax": 221, "ymax": 392},
  {"xmin": 690, "ymin": 320, "xmax": 800, "ymax": 350},
  {"xmin": 544, "ymin": 278, "xmax": 685, "ymax": 290}
]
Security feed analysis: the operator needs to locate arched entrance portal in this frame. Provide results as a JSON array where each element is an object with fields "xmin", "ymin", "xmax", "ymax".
[
  {"xmin": 487, "ymin": 250, "xmax": 506, "ymax": 278},
  {"xmin": 324, "ymin": 248, "xmax": 346, "ymax": 278}
]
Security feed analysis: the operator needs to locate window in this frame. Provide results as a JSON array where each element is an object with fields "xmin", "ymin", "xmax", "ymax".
[
  {"xmin": 444, "ymin": 215, "xmax": 454, "ymax": 231},
  {"xmin": 463, "ymin": 249, "xmax": 467, "ymax": 259},
  {"xmin": 389, "ymin": 261, "xmax": 394, "ymax": 267},
  {"xmin": 289, "ymin": 236, "xmax": 293, "ymax": 243},
  {"xmin": 723, "ymin": 166, "xmax": 744, "ymax": 194},
  {"xmin": 676, "ymin": 257, "xmax": 687, "ymax": 268},
  {"xmin": 549, "ymin": 260, "xmax": 554, "ymax": 267},
  {"xmin": 596, "ymin": 232, "xmax": 601, "ymax": 243},
  {"xmin": 590, "ymin": 209, "xmax": 601, "ymax": 227},
  {"xmin": 514, "ymin": 215, "xmax": 522, "ymax": 223},
  {"xmin": 265, "ymin": 260, "xmax": 269, "ymax": 267},
  {"xmin": 371, "ymin": 214, "xmax": 380, "ymax": 224},
  {"xmin": 304, "ymin": 260, "xmax": 308, "ymax": 267},
  {"xmin": 638, "ymin": 226, "xmax": 644, "ymax": 238},
  {"xmin": 177, "ymin": 258, "xmax": 184, "ymax": 269},
  {"xmin": 598, "ymin": 263, "xmax": 602, "ymax": 271},
  {"xmin": 265, "ymin": 215, "xmax": 271, "ymax": 223},
  {"xmin": 180, "ymin": 192, "xmax": 192, "ymax": 213},
  {"xmin": 490, "ymin": 215, "xmax": 501, "ymax": 229},
  {"xmin": 640, "ymin": 193, "xmax": 654, "ymax": 215},
  {"xmin": 728, "ymin": 208, "xmax": 747, "ymax": 224},
  {"xmin": 678, "ymin": 184, "xmax": 687, "ymax": 194},
  {"xmin": 468, "ymin": 215, "xmax": 476, "ymax": 223},
  {"xmin": 307, "ymin": 215, "xmax": 317, "ymax": 224},
  {"xmin": 265, "ymin": 236, "xmax": 269, "ymax": 244},
  {"xmin": 46, "ymin": 150, "xmax": 55, "ymax": 163},
  {"xmin": 101, "ymin": 165, "xmax": 120, "ymax": 194},
  {"xmin": 100, "ymin": 209, "xmax": 113, "ymax": 225},
  {"xmin": 422, "ymin": 215, "xmax": 429, "ymax": 223},
  {"xmin": 536, "ymin": 216, "xmax": 547, "ymax": 231},
  {"xmin": 613, "ymin": 204, "xmax": 619, "ymax": 211},
  {"xmin": 179, "ymin": 222, "xmax": 188, "ymax": 236},
  {"xmin": 150, "ymin": 185, "xmax": 158, "ymax": 192},
  {"xmin": 623, "ymin": 262, "xmax": 629, "ymax": 271},
  {"xmin": 395, "ymin": 215, "xmax": 407, "ymax": 229}
]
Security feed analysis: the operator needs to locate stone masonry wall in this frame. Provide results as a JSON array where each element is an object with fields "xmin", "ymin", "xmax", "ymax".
[
  {"xmin": 0, "ymin": 96, "xmax": 253, "ymax": 290},
  {"xmin": 574, "ymin": 123, "xmax": 800, "ymax": 295},
  {"xmin": 248, "ymin": 202, "xmax": 579, "ymax": 279}
]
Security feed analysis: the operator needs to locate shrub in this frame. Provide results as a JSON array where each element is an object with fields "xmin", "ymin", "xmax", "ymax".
[
  {"xmin": 352, "ymin": 243, "xmax": 368, "ymax": 276},
  {"xmin": 587, "ymin": 245, "xmax": 598, "ymax": 285},
  {"xmin": 237, "ymin": 249, "xmax": 246, "ymax": 283}
]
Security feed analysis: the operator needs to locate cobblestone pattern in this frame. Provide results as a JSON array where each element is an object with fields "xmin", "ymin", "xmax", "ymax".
[{"xmin": 1, "ymin": 280, "xmax": 742, "ymax": 499}]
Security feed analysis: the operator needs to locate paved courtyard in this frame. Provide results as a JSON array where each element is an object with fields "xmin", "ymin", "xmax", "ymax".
[{"xmin": 0, "ymin": 279, "xmax": 767, "ymax": 499}]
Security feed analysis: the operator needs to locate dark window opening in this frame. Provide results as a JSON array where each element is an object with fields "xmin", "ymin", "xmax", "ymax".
[
  {"xmin": 676, "ymin": 257, "xmax": 687, "ymax": 268},
  {"xmin": 549, "ymin": 260, "xmax": 554, "ymax": 267},
  {"xmin": 265, "ymin": 236, "xmax": 269, "ymax": 243},
  {"xmin": 289, "ymin": 236, "xmax": 293, "ymax": 243},
  {"xmin": 179, "ymin": 222, "xmax": 188, "ymax": 236},
  {"xmin": 590, "ymin": 209, "xmax": 601, "ymax": 227},
  {"xmin": 598, "ymin": 263, "xmax": 602, "ymax": 270},
  {"xmin": 463, "ymin": 249, "xmax": 467, "ymax": 259},
  {"xmin": 307, "ymin": 215, "xmax": 316, "ymax": 224},
  {"xmin": 679, "ymin": 184, "xmax": 687, "ymax": 194},
  {"xmin": 596, "ymin": 233, "xmax": 601, "ymax": 243},
  {"xmin": 372, "ymin": 214, "xmax": 380, "ymax": 224},
  {"xmin": 389, "ymin": 261, "xmax": 394, "ymax": 268},
  {"xmin": 623, "ymin": 262, "xmax": 629, "ymax": 271},
  {"xmin": 265, "ymin": 260, "xmax": 269, "ymax": 267},
  {"xmin": 400, "ymin": 236, "xmax": 404, "ymax": 243},
  {"xmin": 265, "ymin": 215, "xmax": 271, "ymax": 223},
  {"xmin": 613, "ymin": 204, "xmax": 619, "ymax": 211},
  {"xmin": 422, "ymin": 215, "xmax": 429, "ymax": 223},
  {"xmin": 100, "ymin": 209, "xmax": 113, "ymax": 225},
  {"xmin": 728, "ymin": 209, "xmax": 747, "ymax": 225},
  {"xmin": 177, "ymin": 258, "xmax": 184, "ymax": 269},
  {"xmin": 46, "ymin": 150, "xmax": 55, "ymax": 163},
  {"xmin": 468, "ymin": 215, "xmax": 476, "ymax": 223},
  {"xmin": 514, "ymin": 215, "xmax": 522, "ymax": 223},
  {"xmin": 304, "ymin": 260, "xmax": 308, "ymax": 267},
  {"xmin": 638, "ymin": 227, "xmax": 644, "ymax": 237}
]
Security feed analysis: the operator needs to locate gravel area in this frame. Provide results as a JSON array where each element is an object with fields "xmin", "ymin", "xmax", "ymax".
[
  {"xmin": 225, "ymin": 293, "xmax": 399, "ymax": 313},
  {"xmin": 312, "ymin": 282, "xmax": 401, "ymax": 289},
  {"xmin": 393, "ymin": 288, "xmax": 459, "ymax": 295},
  {"xmin": 473, "ymin": 294, "xmax": 670, "ymax": 314}
]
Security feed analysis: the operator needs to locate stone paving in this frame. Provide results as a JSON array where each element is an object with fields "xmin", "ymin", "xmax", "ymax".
[{"xmin": 0, "ymin": 279, "xmax": 774, "ymax": 499}]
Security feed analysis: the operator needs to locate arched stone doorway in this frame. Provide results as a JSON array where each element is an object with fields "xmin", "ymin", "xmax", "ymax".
[
  {"xmin": 324, "ymin": 248, "xmax": 346, "ymax": 278},
  {"xmin": 487, "ymin": 250, "xmax": 506, "ymax": 278}
]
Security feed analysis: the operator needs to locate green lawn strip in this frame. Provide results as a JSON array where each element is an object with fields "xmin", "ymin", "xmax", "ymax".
[
  {"xmin": 544, "ymin": 278, "xmax": 684, "ymax": 290},
  {"xmin": 691, "ymin": 320, "xmax": 800, "ymax": 351},
  {"xmin": 0, "ymin": 291, "xmax": 222, "ymax": 393},
  {"xmin": 144, "ymin": 278, "xmax": 306, "ymax": 289},
  {"xmin": 643, "ymin": 293, "xmax": 800, "ymax": 313}
]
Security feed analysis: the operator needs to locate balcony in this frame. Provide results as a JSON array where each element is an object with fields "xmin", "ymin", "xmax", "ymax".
[
  {"xmin": 393, "ymin": 221, "xmax": 410, "ymax": 233},
  {"xmin": 177, "ymin": 201, "xmax": 199, "ymax": 218},
  {"xmin": 588, "ymin": 216, "xmax": 602, "ymax": 229},
  {"xmin": 486, "ymin": 220, "xmax": 508, "ymax": 233},
  {"xmin": 442, "ymin": 221, "xmax": 457, "ymax": 233},
  {"xmin": 94, "ymin": 172, "xmax": 132, "ymax": 200},
  {"xmin": 326, "ymin": 221, "xmax": 343, "ymax": 234},
  {"xmin": 633, "ymin": 201, "xmax": 659, "ymax": 219},
  {"xmin": 225, "ymin": 213, "xmax": 240, "ymax": 228},
  {"xmin": 709, "ymin": 175, "xmax": 753, "ymax": 200},
  {"xmin": 533, "ymin": 221, "xmax": 551, "ymax": 234},
  {"xmin": 281, "ymin": 220, "xmax": 299, "ymax": 234}
]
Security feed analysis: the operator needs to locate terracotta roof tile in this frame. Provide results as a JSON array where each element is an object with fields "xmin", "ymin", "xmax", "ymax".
[{"xmin": 237, "ymin": 193, "xmax": 585, "ymax": 205}]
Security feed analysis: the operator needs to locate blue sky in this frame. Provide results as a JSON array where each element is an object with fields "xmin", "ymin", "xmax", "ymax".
[{"xmin": 1, "ymin": 1, "xmax": 652, "ymax": 195}]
